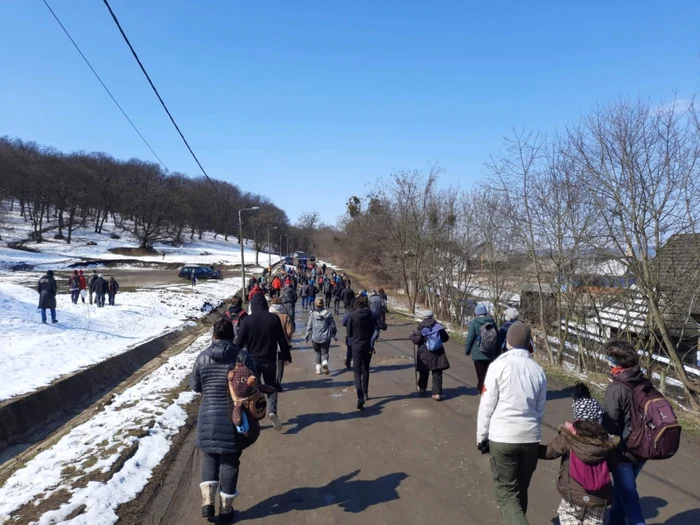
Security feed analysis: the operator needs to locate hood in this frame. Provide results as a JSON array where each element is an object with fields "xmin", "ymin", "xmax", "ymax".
[
  {"xmin": 269, "ymin": 303, "xmax": 286, "ymax": 314},
  {"xmin": 228, "ymin": 305, "xmax": 243, "ymax": 315},
  {"xmin": 473, "ymin": 315, "xmax": 495, "ymax": 327},
  {"xmin": 613, "ymin": 365, "xmax": 645, "ymax": 385},
  {"xmin": 559, "ymin": 425, "xmax": 620, "ymax": 463},
  {"xmin": 353, "ymin": 306, "xmax": 372, "ymax": 320},
  {"xmin": 418, "ymin": 318, "xmax": 437, "ymax": 330},
  {"xmin": 250, "ymin": 292, "xmax": 269, "ymax": 313},
  {"xmin": 209, "ymin": 340, "xmax": 237, "ymax": 361},
  {"xmin": 313, "ymin": 308, "xmax": 331, "ymax": 319}
]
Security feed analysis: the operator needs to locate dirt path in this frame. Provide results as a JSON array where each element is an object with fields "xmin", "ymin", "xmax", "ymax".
[{"xmin": 123, "ymin": 301, "xmax": 700, "ymax": 525}]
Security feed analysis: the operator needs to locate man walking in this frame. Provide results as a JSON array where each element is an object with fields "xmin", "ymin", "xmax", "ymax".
[
  {"xmin": 234, "ymin": 293, "xmax": 291, "ymax": 431},
  {"xmin": 477, "ymin": 321, "xmax": 547, "ymax": 525},
  {"xmin": 37, "ymin": 270, "xmax": 58, "ymax": 324},
  {"xmin": 465, "ymin": 304, "xmax": 500, "ymax": 393},
  {"xmin": 332, "ymin": 283, "xmax": 343, "ymax": 314},
  {"xmin": 88, "ymin": 270, "xmax": 98, "ymax": 305},
  {"xmin": 92, "ymin": 274, "xmax": 108, "ymax": 308},
  {"xmin": 280, "ymin": 282, "xmax": 297, "ymax": 327},
  {"xmin": 345, "ymin": 295, "xmax": 377, "ymax": 410},
  {"xmin": 340, "ymin": 284, "xmax": 355, "ymax": 313}
]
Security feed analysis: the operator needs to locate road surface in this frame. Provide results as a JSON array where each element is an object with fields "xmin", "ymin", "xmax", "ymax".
[{"xmin": 121, "ymin": 298, "xmax": 700, "ymax": 525}]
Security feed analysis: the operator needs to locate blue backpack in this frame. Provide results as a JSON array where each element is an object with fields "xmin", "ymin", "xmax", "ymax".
[{"xmin": 421, "ymin": 323, "xmax": 445, "ymax": 352}]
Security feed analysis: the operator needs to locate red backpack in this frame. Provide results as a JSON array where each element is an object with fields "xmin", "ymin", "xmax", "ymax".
[
  {"xmin": 569, "ymin": 451, "xmax": 611, "ymax": 492},
  {"xmin": 617, "ymin": 379, "xmax": 681, "ymax": 460}
]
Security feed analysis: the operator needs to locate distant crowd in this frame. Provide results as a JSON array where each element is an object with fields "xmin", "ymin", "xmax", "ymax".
[{"xmin": 37, "ymin": 269, "xmax": 120, "ymax": 323}]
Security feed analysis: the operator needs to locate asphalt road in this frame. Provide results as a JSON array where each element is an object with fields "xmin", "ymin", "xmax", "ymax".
[{"xmin": 124, "ymin": 300, "xmax": 700, "ymax": 525}]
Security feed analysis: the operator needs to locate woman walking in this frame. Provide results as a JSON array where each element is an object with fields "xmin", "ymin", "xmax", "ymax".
[
  {"xmin": 305, "ymin": 297, "xmax": 338, "ymax": 375},
  {"xmin": 410, "ymin": 311, "xmax": 450, "ymax": 400},
  {"xmin": 190, "ymin": 318, "xmax": 257, "ymax": 522}
]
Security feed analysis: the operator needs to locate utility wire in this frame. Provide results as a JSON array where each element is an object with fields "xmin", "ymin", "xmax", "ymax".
[
  {"xmin": 41, "ymin": 0, "xmax": 169, "ymax": 172},
  {"xmin": 101, "ymin": 0, "xmax": 228, "ymax": 207}
]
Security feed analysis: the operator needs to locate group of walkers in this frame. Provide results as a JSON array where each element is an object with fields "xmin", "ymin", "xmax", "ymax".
[
  {"xmin": 190, "ymin": 261, "xmax": 679, "ymax": 525},
  {"xmin": 37, "ymin": 269, "xmax": 120, "ymax": 323}
]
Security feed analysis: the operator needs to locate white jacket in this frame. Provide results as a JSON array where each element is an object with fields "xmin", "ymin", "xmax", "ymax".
[{"xmin": 476, "ymin": 348, "xmax": 547, "ymax": 444}]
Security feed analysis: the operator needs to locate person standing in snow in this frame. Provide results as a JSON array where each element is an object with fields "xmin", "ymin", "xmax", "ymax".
[
  {"xmin": 37, "ymin": 270, "xmax": 58, "ymax": 324},
  {"xmin": 191, "ymin": 271, "xmax": 198, "ymax": 289},
  {"xmin": 190, "ymin": 318, "xmax": 257, "ymax": 521},
  {"xmin": 107, "ymin": 277, "xmax": 120, "ymax": 306},
  {"xmin": 92, "ymin": 274, "xmax": 108, "ymax": 308},
  {"xmin": 78, "ymin": 270, "xmax": 87, "ymax": 303},
  {"xmin": 87, "ymin": 270, "xmax": 98, "ymax": 305},
  {"xmin": 69, "ymin": 270, "xmax": 80, "ymax": 304},
  {"xmin": 306, "ymin": 297, "xmax": 338, "ymax": 375}
]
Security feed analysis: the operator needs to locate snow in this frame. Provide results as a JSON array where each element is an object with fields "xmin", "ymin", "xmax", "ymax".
[
  {"xmin": 0, "ymin": 276, "xmax": 241, "ymax": 401},
  {"xmin": 0, "ymin": 334, "xmax": 211, "ymax": 524}
]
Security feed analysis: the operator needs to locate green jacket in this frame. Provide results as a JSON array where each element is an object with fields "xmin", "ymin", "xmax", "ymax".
[{"xmin": 465, "ymin": 315, "xmax": 496, "ymax": 361}]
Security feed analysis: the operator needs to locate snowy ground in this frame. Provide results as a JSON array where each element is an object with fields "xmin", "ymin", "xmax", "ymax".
[{"xmin": 0, "ymin": 334, "xmax": 210, "ymax": 525}]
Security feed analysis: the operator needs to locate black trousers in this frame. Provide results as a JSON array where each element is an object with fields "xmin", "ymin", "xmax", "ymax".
[
  {"xmin": 418, "ymin": 369, "xmax": 443, "ymax": 395},
  {"xmin": 353, "ymin": 347, "xmax": 372, "ymax": 400},
  {"xmin": 252, "ymin": 359, "xmax": 278, "ymax": 415},
  {"xmin": 474, "ymin": 360, "xmax": 491, "ymax": 393},
  {"xmin": 333, "ymin": 297, "xmax": 341, "ymax": 313},
  {"xmin": 202, "ymin": 451, "xmax": 242, "ymax": 495}
]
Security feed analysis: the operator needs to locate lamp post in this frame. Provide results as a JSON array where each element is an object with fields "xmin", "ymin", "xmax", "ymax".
[
  {"xmin": 282, "ymin": 234, "xmax": 288, "ymax": 258},
  {"xmin": 287, "ymin": 236, "xmax": 291, "ymax": 257},
  {"xmin": 239, "ymin": 206, "xmax": 259, "ymax": 303},
  {"xmin": 267, "ymin": 226, "xmax": 278, "ymax": 268}
]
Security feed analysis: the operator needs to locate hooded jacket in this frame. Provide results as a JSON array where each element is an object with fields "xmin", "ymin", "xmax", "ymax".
[
  {"xmin": 341, "ymin": 287, "xmax": 355, "ymax": 306},
  {"xmin": 190, "ymin": 340, "xmax": 257, "ymax": 454},
  {"xmin": 269, "ymin": 303, "xmax": 294, "ymax": 342},
  {"xmin": 345, "ymin": 306, "xmax": 376, "ymax": 354},
  {"xmin": 465, "ymin": 315, "xmax": 497, "ymax": 361},
  {"xmin": 539, "ymin": 424, "xmax": 619, "ymax": 507},
  {"xmin": 602, "ymin": 365, "xmax": 646, "ymax": 460},
  {"xmin": 306, "ymin": 308, "xmax": 338, "ymax": 344},
  {"xmin": 410, "ymin": 317, "xmax": 450, "ymax": 372},
  {"xmin": 281, "ymin": 285, "xmax": 297, "ymax": 305},
  {"xmin": 235, "ymin": 293, "xmax": 291, "ymax": 363},
  {"xmin": 37, "ymin": 273, "xmax": 57, "ymax": 309},
  {"xmin": 369, "ymin": 293, "xmax": 386, "ymax": 326}
]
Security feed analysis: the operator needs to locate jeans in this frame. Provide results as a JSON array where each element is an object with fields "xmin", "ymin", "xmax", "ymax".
[
  {"xmin": 202, "ymin": 451, "xmax": 242, "ymax": 495},
  {"xmin": 89, "ymin": 291, "xmax": 94, "ymax": 305},
  {"xmin": 253, "ymin": 359, "xmax": 278, "ymax": 415},
  {"xmin": 96, "ymin": 292, "xmax": 106, "ymax": 307},
  {"xmin": 609, "ymin": 461, "xmax": 646, "ymax": 525},
  {"xmin": 371, "ymin": 328, "xmax": 380, "ymax": 350},
  {"xmin": 70, "ymin": 290, "xmax": 79, "ymax": 304},
  {"xmin": 301, "ymin": 296, "xmax": 308, "ymax": 309},
  {"xmin": 333, "ymin": 297, "xmax": 341, "ymax": 314},
  {"xmin": 418, "ymin": 369, "xmax": 443, "ymax": 395},
  {"xmin": 474, "ymin": 360, "xmax": 491, "ymax": 393},
  {"xmin": 353, "ymin": 347, "xmax": 372, "ymax": 400},
  {"xmin": 108, "ymin": 293, "xmax": 116, "ymax": 306},
  {"xmin": 41, "ymin": 308, "xmax": 57, "ymax": 323},
  {"xmin": 489, "ymin": 441, "xmax": 540, "ymax": 525},
  {"xmin": 312, "ymin": 341, "xmax": 330, "ymax": 365}
]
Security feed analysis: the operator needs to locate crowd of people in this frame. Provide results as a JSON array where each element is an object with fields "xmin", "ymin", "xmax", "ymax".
[
  {"xmin": 36, "ymin": 269, "xmax": 120, "ymax": 322},
  {"xmin": 190, "ymin": 260, "xmax": 679, "ymax": 524}
]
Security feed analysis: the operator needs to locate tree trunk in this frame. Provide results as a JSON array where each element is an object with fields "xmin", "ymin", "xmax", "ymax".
[
  {"xmin": 56, "ymin": 205, "xmax": 65, "ymax": 239},
  {"xmin": 67, "ymin": 206, "xmax": 77, "ymax": 244},
  {"xmin": 94, "ymin": 209, "xmax": 102, "ymax": 233}
]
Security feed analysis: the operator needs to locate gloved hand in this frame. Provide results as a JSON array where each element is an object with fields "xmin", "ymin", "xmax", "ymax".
[{"xmin": 477, "ymin": 439, "xmax": 490, "ymax": 455}]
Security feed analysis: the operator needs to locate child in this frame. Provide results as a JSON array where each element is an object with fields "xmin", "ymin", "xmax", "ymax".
[{"xmin": 539, "ymin": 383, "xmax": 619, "ymax": 525}]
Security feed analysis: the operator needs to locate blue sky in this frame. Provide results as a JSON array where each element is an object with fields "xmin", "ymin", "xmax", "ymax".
[{"xmin": 1, "ymin": 1, "xmax": 699, "ymax": 225}]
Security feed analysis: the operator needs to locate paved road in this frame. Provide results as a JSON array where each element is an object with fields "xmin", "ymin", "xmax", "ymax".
[{"xmin": 125, "ymin": 300, "xmax": 700, "ymax": 525}]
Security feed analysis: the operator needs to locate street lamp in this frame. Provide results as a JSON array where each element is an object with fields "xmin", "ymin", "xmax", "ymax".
[
  {"xmin": 239, "ymin": 206, "xmax": 259, "ymax": 303},
  {"xmin": 267, "ymin": 226, "xmax": 278, "ymax": 268}
]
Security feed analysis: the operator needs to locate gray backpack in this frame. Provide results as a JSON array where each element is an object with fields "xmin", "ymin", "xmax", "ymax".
[{"xmin": 479, "ymin": 322, "xmax": 499, "ymax": 358}]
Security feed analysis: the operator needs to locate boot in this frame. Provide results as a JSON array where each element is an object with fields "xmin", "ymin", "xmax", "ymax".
[
  {"xmin": 219, "ymin": 491, "xmax": 238, "ymax": 523},
  {"xmin": 200, "ymin": 481, "xmax": 218, "ymax": 518}
]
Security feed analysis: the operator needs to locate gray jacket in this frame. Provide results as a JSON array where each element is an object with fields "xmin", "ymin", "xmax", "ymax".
[
  {"xmin": 369, "ymin": 293, "xmax": 385, "ymax": 325},
  {"xmin": 306, "ymin": 308, "xmax": 337, "ymax": 344}
]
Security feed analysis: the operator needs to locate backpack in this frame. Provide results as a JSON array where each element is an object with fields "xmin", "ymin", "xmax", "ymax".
[
  {"xmin": 617, "ymin": 379, "xmax": 681, "ymax": 460},
  {"xmin": 478, "ymin": 322, "xmax": 500, "ymax": 358},
  {"xmin": 569, "ymin": 450, "xmax": 611, "ymax": 492},
  {"xmin": 420, "ymin": 323, "xmax": 444, "ymax": 352},
  {"xmin": 226, "ymin": 309, "xmax": 247, "ymax": 337}
]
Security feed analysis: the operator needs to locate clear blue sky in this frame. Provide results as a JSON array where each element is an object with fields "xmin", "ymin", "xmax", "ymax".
[{"xmin": 1, "ymin": 1, "xmax": 698, "ymax": 225}]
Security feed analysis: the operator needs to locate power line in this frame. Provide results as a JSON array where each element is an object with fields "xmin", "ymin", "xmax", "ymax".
[
  {"xmin": 101, "ymin": 0, "xmax": 228, "ymax": 207},
  {"xmin": 41, "ymin": 0, "xmax": 169, "ymax": 172}
]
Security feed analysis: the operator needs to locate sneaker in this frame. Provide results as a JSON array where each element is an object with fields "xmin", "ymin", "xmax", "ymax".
[
  {"xmin": 269, "ymin": 413, "xmax": 282, "ymax": 431},
  {"xmin": 322, "ymin": 360, "xmax": 330, "ymax": 375},
  {"xmin": 315, "ymin": 364, "xmax": 322, "ymax": 375},
  {"xmin": 432, "ymin": 394, "xmax": 443, "ymax": 401}
]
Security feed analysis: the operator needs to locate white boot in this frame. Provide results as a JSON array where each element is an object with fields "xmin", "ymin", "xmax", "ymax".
[
  {"xmin": 200, "ymin": 481, "xmax": 218, "ymax": 518},
  {"xmin": 219, "ymin": 490, "xmax": 238, "ymax": 522},
  {"xmin": 322, "ymin": 360, "xmax": 330, "ymax": 375},
  {"xmin": 316, "ymin": 364, "xmax": 322, "ymax": 375}
]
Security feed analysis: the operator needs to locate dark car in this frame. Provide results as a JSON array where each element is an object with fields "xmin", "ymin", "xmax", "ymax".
[
  {"xmin": 178, "ymin": 266, "xmax": 222, "ymax": 280},
  {"xmin": 309, "ymin": 255, "xmax": 316, "ymax": 262},
  {"xmin": 284, "ymin": 256, "xmax": 294, "ymax": 265}
]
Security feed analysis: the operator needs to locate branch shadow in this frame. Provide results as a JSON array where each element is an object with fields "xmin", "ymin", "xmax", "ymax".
[{"xmin": 238, "ymin": 470, "xmax": 408, "ymax": 521}]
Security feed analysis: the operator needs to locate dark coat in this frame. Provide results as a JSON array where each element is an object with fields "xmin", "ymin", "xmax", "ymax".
[
  {"xmin": 234, "ymin": 293, "xmax": 291, "ymax": 363},
  {"xmin": 369, "ymin": 293, "xmax": 386, "ymax": 327},
  {"xmin": 190, "ymin": 340, "xmax": 257, "ymax": 454},
  {"xmin": 410, "ymin": 318, "xmax": 450, "ymax": 372},
  {"xmin": 345, "ymin": 306, "xmax": 376, "ymax": 354},
  {"xmin": 333, "ymin": 285, "xmax": 343, "ymax": 299},
  {"xmin": 37, "ymin": 274, "xmax": 57, "ymax": 309},
  {"xmin": 341, "ymin": 287, "xmax": 355, "ymax": 306},
  {"xmin": 602, "ymin": 365, "xmax": 646, "ymax": 461},
  {"xmin": 281, "ymin": 285, "xmax": 297, "ymax": 305},
  {"xmin": 92, "ymin": 277, "xmax": 108, "ymax": 294},
  {"xmin": 465, "ymin": 315, "xmax": 497, "ymax": 361},
  {"xmin": 108, "ymin": 280, "xmax": 119, "ymax": 294},
  {"xmin": 499, "ymin": 319, "xmax": 517, "ymax": 350}
]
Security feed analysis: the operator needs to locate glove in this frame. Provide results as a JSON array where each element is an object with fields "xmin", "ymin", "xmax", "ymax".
[{"xmin": 477, "ymin": 439, "xmax": 490, "ymax": 455}]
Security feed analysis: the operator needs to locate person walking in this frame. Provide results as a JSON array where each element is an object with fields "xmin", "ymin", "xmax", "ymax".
[
  {"xmin": 410, "ymin": 311, "xmax": 450, "ymax": 400},
  {"xmin": 601, "ymin": 339, "xmax": 650, "ymax": 525},
  {"xmin": 300, "ymin": 281, "xmax": 310, "ymax": 311},
  {"xmin": 69, "ymin": 270, "xmax": 80, "ymax": 304},
  {"xmin": 465, "ymin": 304, "xmax": 500, "ymax": 393},
  {"xmin": 224, "ymin": 296, "xmax": 248, "ymax": 339},
  {"xmin": 332, "ymin": 283, "xmax": 343, "ymax": 315},
  {"xmin": 92, "ymin": 274, "xmax": 108, "ymax": 308},
  {"xmin": 477, "ymin": 321, "xmax": 547, "ymax": 525},
  {"xmin": 191, "ymin": 271, "xmax": 198, "ymax": 289},
  {"xmin": 323, "ymin": 278, "xmax": 333, "ymax": 311},
  {"xmin": 269, "ymin": 297, "xmax": 294, "ymax": 393},
  {"xmin": 107, "ymin": 277, "xmax": 120, "ymax": 306},
  {"xmin": 499, "ymin": 307, "xmax": 519, "ymax": 350},
  {"xmin": 88, "ymin": 270, "xmax": 98, "ymax": 305},
  {"xmin": 345, "ymin": 295, "xmax": 377, "ymax": 410},
  {"xmin": 341, "ymin": 284, "xmax": 355, "ymax": 312},
  {"xmin": 307, "ymin": 279, "xmax": 318, "ymax": 307},
  {"xmin": 280, "ymin": 282, "xmax": 297, "ymax": 327},
  {"xmin": 234, "ymin": 293, "xmax": 291, "ymax": 431},
  {"xmin": 190, "ymin": 318, "xmax": 258, "ymax": 522},
  {"xmin": 305, "ymin": 298, "xmax": 338, "ymax": 375},
  {"xmin": 37, "ymin": 270, "xmax": 58, "ymax": 324},
  {"xmin": 247, "ymin": 282, "xmax": 264, "ymax": 302},
  {"xmin": 271, "ymin": 275, "xmax": 282, "ymax": 297},
  {"xmin": 369, "ymin": 289, "xmax": 387, "ymax": 350},
  {"xmin": 78, "ymin": 270, "xmax": 87, "ymax": 303}
]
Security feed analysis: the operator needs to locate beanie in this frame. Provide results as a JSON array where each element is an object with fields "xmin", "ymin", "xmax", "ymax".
[
  {"xmin": 475, "ymin": 304, "xmax": 488, "ymax": 316},
  {"xmin": 572, "ymin": 397, "xmax": 604, "ymax": 422},
  {"xmin": 423, "ymin": 310, "xmax": 434, "ymax": 319},
  {"xmin": 505, "ymin": 307, "xmax": 519, "ymax": 321},
  {"xmin": 506, "ymin": 321, "xmax": 531, "ymax": 349}
]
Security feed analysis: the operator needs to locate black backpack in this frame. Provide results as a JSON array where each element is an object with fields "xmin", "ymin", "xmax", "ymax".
[{"xmin": 479, "ymin": 322, "xmax": 500, "ymax": 358}]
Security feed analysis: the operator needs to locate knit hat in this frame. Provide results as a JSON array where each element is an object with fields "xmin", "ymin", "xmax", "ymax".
[
  {"xmin": 505, "ymin": 307, "xmax": 519, "ymax": 321},
  {"xmin": 475, "ymin": 304, "xmax": 488, "ymax": 315},
  {"xmin": 423, "ymin": 310, "xmax": 434, "ymax": 319},
  {"xmin": 573, "ymin": 397, "xmax": 604, "ymax": 422},
  {"xmin": 506, "ymin": 321, "xmax": 531, "ymax": 348}
]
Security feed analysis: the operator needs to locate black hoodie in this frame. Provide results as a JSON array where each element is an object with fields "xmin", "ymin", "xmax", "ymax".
[
  {"xmin": 345, "ymin": 306, "xmax": 376, "ymax": 353},
  {"xmin": 234, "ymin": 293, "xmax": 291, "ymax": 363}
]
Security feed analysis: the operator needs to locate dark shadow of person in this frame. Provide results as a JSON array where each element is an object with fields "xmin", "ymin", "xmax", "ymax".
[{"xmin": 238, "ymin": 470, "xmax": 409, "ymax": 520}]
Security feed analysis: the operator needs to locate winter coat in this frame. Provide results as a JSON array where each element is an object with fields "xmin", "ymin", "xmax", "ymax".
[
  {"xmin": 37, "ymin": 274, "xmax": 57, "ymax": 309},
  {"xmin": 499, "ymin": 319, "xmax": 517, "ymax": 350},
  {"xmin": 345, "ymin": 306, "xmax": 376, "ymax": 354},
  {"xmin": 235, "ymin": 293, "xmax": 291, "ymax": 363},
  {"xmin": 333, "ymin": 286, "xmax": 343, "ymax": 299},
  {"xmin": 281, "ymin": 286, "xmax": 297, "ymax": 305},
  {"xmin": 190, "ymin": 340, "xmax": 257, "ymax": 454},
  {"xmin": 88, "ymin": 273, "xmax": 98, "ymax": 290},
  {"xmin": 465, "ymin": 315, "xmax": 497, "ymax": 361},
  {"xmin": 79, "ymin": 275, "xmax": 87, "ymax": 290},
  {"xmin": 69, "ymin": 274, "xmax": 80, "ymax": 291},
  {"xmin": 341, "ymin": 287, "xmax": 355, "ymax": 306},
  {"xmin": 248, "ymin": 285, "xmax": 264, "ymax": 301},
  {"xmin": 477, "ymin": 348, "xmax": 547, "ymax": 444},
  {"xmin": 307, "ymin": 285, "xmax": 318, "ymax": 297},
  {"xmin": 108, "ymin": 279, "xmax": 119, "ymax": 295},
  {"xmin": 602, "ymin": 365, "xmax": 646, "ymax": 461},
  {"xmin": 92, "ymin": 277, "xmax": 108, "ymax": 294},
  {"xmin": 410, "ymin": 318, "xmax": 451, "ymax": 372},
  {"xmin": 269, "ymin": 304, "xmax": 294, "ymax": 342},
  {"xmin": 300, "ymin": 284, "xmax": 309, "ymax": 297},
  {"xmin": 539, "ymin": 424, "xmax": 619, "ymax": 507},
  {"xmin": 306, "ymin": 308, "xmax": 338, "ymax": 344},
  {"xmin": 369, "ymin": 293, "xmax": 386, "ymax": 327},
  {"xmin": 272, "ymin": 277, "xmax": 282, "ymax": 290}
]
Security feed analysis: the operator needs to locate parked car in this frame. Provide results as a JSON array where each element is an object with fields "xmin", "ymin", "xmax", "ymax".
[
  {"xmin": 284, "ymin": 256, "xmax": 294, "ymax": 265},
  {"xmin": 309, "ymin": 255, "xmax": 316, "ymax": 262},
  {"xmin": 178, "ymin": 265, "xmax": 222, "ymax": 280}
]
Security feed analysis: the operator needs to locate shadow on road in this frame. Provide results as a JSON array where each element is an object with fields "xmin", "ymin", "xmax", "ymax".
[
  {"xmin": 238, "ymin": 469, "xmax": 408, "ymax": 520},
  {"xmin": 546, "ymin": 385, "xmax": 576, "ymax": 401},
  {"xmin": 282, "ymin": 378, "xmax": 356, "ymax": 390},
  {"xmin": 640, "ymin": 495, "xmax": 700, "ymax": 524},
  {"xmin": 441, "ymin": 384, "xmax": 479, "ymax": 398}
]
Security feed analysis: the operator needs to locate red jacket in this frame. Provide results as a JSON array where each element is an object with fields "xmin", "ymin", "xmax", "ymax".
[
  {"xmin": 272, "ymin": 277, "xmax": 281, "ymax": 290},
  {"xmin": 248, "ymin": 285, "xmax": 264, "ymax": 301},
  {"xmin": 79, "ymin": 275, "xmax": 87, "ymax": 290}
]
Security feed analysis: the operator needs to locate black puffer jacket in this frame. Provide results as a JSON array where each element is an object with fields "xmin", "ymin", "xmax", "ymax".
[
  {"xmin": 190, "ymin": 340, "xmax": 257, "ymax": 454},
  {"xmin": 346, "ymin": 306, "xmax": 376, "ymax": 354}
]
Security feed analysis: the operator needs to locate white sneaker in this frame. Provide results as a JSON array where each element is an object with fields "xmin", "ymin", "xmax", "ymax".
[
  {"xmin": 316, "ymin": 364, "xmax": 322, "ymax": 375},
  {"xmin": 322, "ymin": 360, "xmax": 330, "ymax": 375},
  {"xmin": 269, "ymin": 412, "xmax": 282, "ymax": 432}
]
